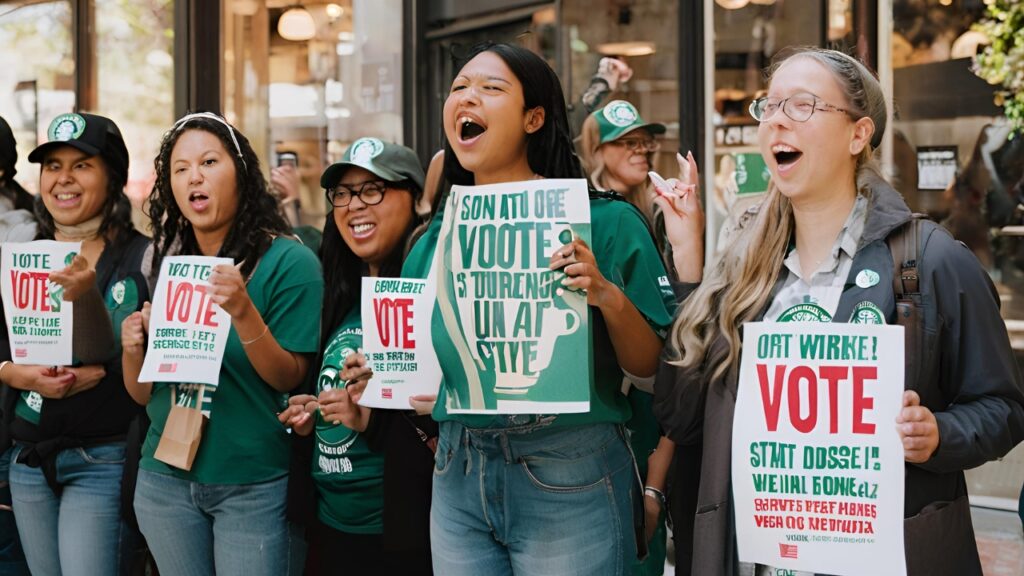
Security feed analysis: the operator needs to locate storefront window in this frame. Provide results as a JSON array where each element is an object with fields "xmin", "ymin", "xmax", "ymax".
[
  {"xmin": 0, "ymin": 0, "xmax": 75, "ymax": 193},
  {"xmin": 707, "ymin": 1, "xmax": 857, "ymax": 255},
  {"xmin": 891, "ymin": 0, "xmax": 1024, "ymax": 510},
  {"xmin": 93, "ymin": 0, "xmax": 175, "ymax": 210},
  {"xmin": 223, "ymin": 0, "xmax": 404, "ymax": 227},
  {"xmin": 563, "ymin": 0, "xmax": 679, "ymax": 179}
]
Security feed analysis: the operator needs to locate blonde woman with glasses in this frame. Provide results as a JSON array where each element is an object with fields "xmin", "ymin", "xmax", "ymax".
[{"xmin": 654, "ymin": 47, "xmax": 1024, "ymax": 576}]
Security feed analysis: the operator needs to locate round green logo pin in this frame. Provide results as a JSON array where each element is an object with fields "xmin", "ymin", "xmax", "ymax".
[
  {"xmin": 777, "ymin": 303, "xmax": 832, "ymax": 323},
  {"xmin": 855, "ymin": 269, "xmax": 880, "ymax": 289},
  {"xmin": 603, "ymin": 101, "xmax": 638, "ymax": 127},
  {"xmin": 849, "ymin": 301, "xmax": 885, "ymax": 325},
  {"xmin": 48, "ymin": 113, "xmax": 87, "ymax": 142}
]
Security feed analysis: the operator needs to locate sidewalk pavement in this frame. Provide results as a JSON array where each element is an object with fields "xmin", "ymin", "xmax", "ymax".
[{"xmin": 975, "ymin": 505, "xmax": 1023, "ymax": 576}]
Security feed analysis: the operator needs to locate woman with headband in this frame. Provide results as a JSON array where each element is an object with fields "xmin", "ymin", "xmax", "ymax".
[
  {"xmin": 1, "ymin": 112, "xmax": 149, "ymax": 576},
  {"xmin": 654, "ymin": 47, "xmax": 1024, "ymax": 575},
  {"xmin": 122, "ymin": 112, "xmax": 323, "ymax": 575}
]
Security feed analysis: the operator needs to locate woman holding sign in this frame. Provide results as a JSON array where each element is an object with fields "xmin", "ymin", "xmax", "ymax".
[
  {"xmin": 653, "ymin": 47, "xmax": 1024, "ymax": 575},
  {"xmin": 401, "ymin": 42, "xmax": 679, "ymax": 574},
  {"xmin": 121, "ymin": 112, "xmax": 323, "ymax": 576},
  {"xmin": 277, "ymin": 139, "xmax": 435, "ymax": 574},
  {"xmin": 1, "ymin": 112, "xmax": 149, "ymax": 576}
]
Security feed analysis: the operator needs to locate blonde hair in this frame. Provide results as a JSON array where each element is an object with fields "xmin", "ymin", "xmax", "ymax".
[
  {"xmin": 579, "ymin": 113, "xmax": 656, "ymax": 223},
  {"xmin": 667, "ymin": 47, "xmax": 888, "ymax": 380}
]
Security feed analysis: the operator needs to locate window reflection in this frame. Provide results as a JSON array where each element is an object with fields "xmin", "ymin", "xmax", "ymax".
[{"xmin": 0, "ymin": 1, "xmax": 75, "ymax": 194}]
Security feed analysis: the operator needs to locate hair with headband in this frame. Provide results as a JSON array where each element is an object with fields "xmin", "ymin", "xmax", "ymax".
[{"xmin": 147, "ymin": 112, "xmax": 291, "ymax": 279}]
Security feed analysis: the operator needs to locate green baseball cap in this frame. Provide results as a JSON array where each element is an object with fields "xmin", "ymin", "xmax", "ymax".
[
  {"xmin": 591, "ymin": 100, "xmax": 666, "ymax": 145},
  {"xmin": 320, "ymin": 137, "xmax": 425, "ymax": 190}
]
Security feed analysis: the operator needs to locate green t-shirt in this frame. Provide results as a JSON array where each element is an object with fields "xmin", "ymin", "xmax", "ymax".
[
  {"xmin": 141, "ymin": 238, "xmax": 324, "ymax": 484},
  {"xmin": 312, "ymin": 308, "xmax": 384, "ymax": 534},
  {"xmin": 15, "ymin": 274, "xmax": 143, "ymax": 425},
  {"xmin": 402, "ymin": 196, "xmax": 676, "ymax": 428}
]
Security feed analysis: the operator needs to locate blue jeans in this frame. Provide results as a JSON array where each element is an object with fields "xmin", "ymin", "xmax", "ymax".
[
  {"xmin": 134, "ymin": 469, "xmax": 288, "ymax": 576},
  {"xmin": 8, "ymin": 442, "xmax": 129, "ymax": 576},
  {"xmin": 430, "ymin": 420, "xmax": 638, "ymax": 575}
]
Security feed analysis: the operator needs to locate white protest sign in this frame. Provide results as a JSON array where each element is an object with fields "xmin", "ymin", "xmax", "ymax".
[
  {"xmin": 359, "ymin": 277, "xmax": 441, "ymax": 409},
  {"xmin": 1, "ymin": 241, "xmax": 81, "ymax": 365},
  {"xmin": 139, "ymin": 256, "xmax": 233, "ymax": 386},
  {"xmin": 733, "ymin": 321, "xmax": 906, "ymax": 576}
]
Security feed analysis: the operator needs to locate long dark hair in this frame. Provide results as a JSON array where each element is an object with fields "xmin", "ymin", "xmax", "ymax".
[
  {"xmin": 32, "ymin": 152, "xmax": 134, "ymax": 244},
  {"xmin": 318, "ymin": 178, "xmax": 423, "ymax": 348},
  {"xmin": 147, "ymin": 115, "xmax": 291, "ymax": 279}
]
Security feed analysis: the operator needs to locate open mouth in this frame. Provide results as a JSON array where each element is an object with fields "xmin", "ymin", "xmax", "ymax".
[
  {"xmin": 54, "ymin": 192, "xmax": 80, "ymax": 203},
  {"xmin": 189, "ymin": 191, "xmax": 210, "ymax": 210},
  {"xmin": 459, "ymin": 117, "xmax": 486, "ymax": 142},
  {"xmin": 772, "ymin": 144, "xmax": 803, "ymax": 169}
]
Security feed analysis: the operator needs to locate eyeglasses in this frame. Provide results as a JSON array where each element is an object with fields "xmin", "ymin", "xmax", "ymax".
[
  {"xmin": 611, "ymin": 137, "xmax": 661, "ymax": 153},
  {"xmin": 326, "ymin": 179, "xmax": 389, "ymax": 208},
  {"xmin": 749, "ymin": 93, "xmax": 857, "ymax": 123},
  {"xmin": 173, "ymin": 112, "xmax": 247, "ymax": 170}
]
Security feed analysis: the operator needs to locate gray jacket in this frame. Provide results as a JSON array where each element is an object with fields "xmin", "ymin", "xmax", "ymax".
[{"xmin": 654, "ymin": 175, "xmax": 1024, "ymax": 576}]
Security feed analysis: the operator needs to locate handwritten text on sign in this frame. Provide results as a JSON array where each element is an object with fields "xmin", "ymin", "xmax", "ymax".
[
  {"xmin": 732, "ymin": 322, "xmax": 906, "ymax": 576},
  {"xmin": 139, "ymin": 256, "xmax": 233, "ymax": 386},
  {"xmin": 359, "ymin": 277, "xmax": 440, "ymax": 409},
  {"xmin": 1, "ymin": 241, "xmax": 80, "ymax": 365}
]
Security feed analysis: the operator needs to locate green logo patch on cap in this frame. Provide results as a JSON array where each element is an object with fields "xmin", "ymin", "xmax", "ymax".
[
  {"xmin": 349, "ymin": 137, "xmax": 384, "ymax": 163},
  {"xmin": 602, "ymin": 101, "xmax": 639, "ymax": 127},
  {"xmin": 48, "ymin": 113, "xmax": 87, "ymax": 142}
]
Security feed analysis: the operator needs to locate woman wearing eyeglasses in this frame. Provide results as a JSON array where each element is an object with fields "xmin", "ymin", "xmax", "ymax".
[
  {"xmin": 277, "ymin": 138, "xmax": 435, "ymax": 575},
  {"xmin": 121, "ymin": 113, "xmax": 323, "ymax": 576},
  {"xmin": 579, "ymin": 100, "xmax": 704, "ymax": 576},
  {"xmin": 654, "ymin": 47, "xmax": 1024, "ymax": 576}
]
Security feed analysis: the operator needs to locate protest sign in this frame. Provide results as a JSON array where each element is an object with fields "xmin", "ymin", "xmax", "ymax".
[
  {"xmin": 1, "ymin": 241, "xmax": 80, "ymax": 365},
  {"xmin": 732, "ymin": 322, "xmax": 906, "ymax": 576},
  {"xmin": 359, "ymin": 277, "xmax": 441, "ymax": 409},
  {"xmin": 435, "ymin": 179, "xmax": 592, "ymax": 414},
  {"xmin": 139, "ymin": 256, "xmax": 233, "ymax": 386}
]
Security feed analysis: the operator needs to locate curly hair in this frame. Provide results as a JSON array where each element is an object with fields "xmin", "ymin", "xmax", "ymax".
[
  {"xmin": 33, "ymin": 154, "xmax": 135, "ymax": 244},
  {"xmin": 147, "ymin": 114, "xmax": 291, "ymax": 279}
]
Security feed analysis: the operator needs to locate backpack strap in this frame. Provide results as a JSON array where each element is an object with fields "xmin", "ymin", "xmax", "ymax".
[{"xmin": 887, "ymin": 214, "xmax": 926, "ymax": 392}]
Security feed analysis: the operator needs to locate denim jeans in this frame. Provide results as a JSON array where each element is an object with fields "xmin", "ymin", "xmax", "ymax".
[
  {"xmin": 8, "ymin": 442, "xmax": 129, "ymax": 576},
  {"xmin": 134, "ymin": 469, "xmax": 288, "ymax": 576},
  {"xmin": 430, "ymin": 420, "xmax": 638, "ymax": 575},
  {"xmin": 0, "ymin": 447, "xmax": 29, "ymax": 576}
]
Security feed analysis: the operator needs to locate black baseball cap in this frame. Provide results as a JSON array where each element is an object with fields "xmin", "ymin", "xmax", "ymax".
[
  {"xmin": 28, "ymin": 112, "xmax": 129, "ymax": 177},
  {"xmin": 321, "ymin": 138, "xmax": 425, "ymax": 190}
]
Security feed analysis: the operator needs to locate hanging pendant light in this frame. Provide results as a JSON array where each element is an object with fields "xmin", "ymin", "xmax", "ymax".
[
  {"xmin": 278, "ymin": 6, "xmax": 316, "ymax": 41},
  {"xmin": 715, "ymin": 0, "xmax": 750, "ymax": 8}
]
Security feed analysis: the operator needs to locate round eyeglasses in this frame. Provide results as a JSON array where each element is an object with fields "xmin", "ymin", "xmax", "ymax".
[
  {"xmin": 326, "ymin": 179, "xmax": 388, "ymax": 208},
  {"xmin": 749, "ymin": 93, "xmax": 856, "ymax": 123},
  {"xmin": 611, "ymin": 137, "xmax": 661, "ymax": 153}
]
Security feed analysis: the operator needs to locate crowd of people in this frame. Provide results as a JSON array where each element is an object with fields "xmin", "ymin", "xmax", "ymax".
[{"xmin": 0, "ymin": 41, "xmax": 1021, "ymax": 576}]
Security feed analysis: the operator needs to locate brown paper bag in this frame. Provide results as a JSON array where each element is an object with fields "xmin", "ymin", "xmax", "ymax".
[{"xmin": 154, "ymin": 384, "xmax": 207, "ymax": 470}]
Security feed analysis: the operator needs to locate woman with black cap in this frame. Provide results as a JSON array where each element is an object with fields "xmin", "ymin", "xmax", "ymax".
[{"xmin": 0, "ymin": 112, "xmax": 150, "ymax": 576}]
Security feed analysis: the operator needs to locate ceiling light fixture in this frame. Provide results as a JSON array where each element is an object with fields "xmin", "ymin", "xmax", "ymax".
[{"xmin": 278, "ymin": 6, "xmax": 316, "ymax": 41}]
